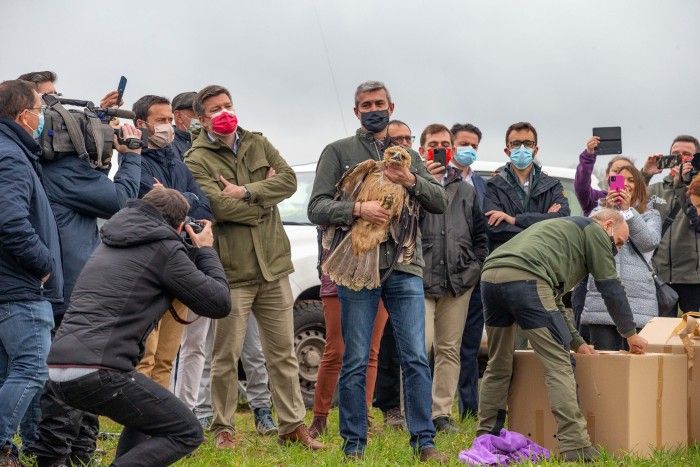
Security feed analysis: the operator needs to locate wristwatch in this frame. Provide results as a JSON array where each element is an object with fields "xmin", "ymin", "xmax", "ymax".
[{"xmin": 243, "ymin": 187, "xmax": 251, "ymax": 202}]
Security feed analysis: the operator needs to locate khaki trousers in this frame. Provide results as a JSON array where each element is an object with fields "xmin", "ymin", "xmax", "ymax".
[
  {"xmin": 136, "ymin": 299, "xmax": 187, "ymax": 388},
  {"xmin": 210, "ymin": 277, "xmax": 305, "ymax": 436},
  {"xmin": 477, "ymin": 267, "xmax": 591, "ymax": 452},
  {"xmin": 425, "ymin": 288, "xmax": 474, "ymax": 419}
]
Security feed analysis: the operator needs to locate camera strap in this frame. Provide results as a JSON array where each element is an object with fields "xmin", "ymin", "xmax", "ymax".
[
  {"xmin": 169, "ymin": 305, "xmax": 200, "ymax": 325},
  {"xmin": 84, "ymin": 108, "xmax": 106, "ymax": 168},
  {"xmin": 661, "ymin": 199, "xmax": 682, "ymax": 239}
]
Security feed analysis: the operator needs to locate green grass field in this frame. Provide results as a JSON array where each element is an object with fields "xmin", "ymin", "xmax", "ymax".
[{"xmin": 87, "ymin": 406, "xmax": 700, "ymax": 466}]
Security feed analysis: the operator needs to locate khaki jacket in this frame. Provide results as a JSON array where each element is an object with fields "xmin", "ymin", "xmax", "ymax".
[
  {"xmin": 648, "ymin": 176, "xmax": 700, "ymax": 284},
  {"xmin": 185, "ymin": 128, "xmax": 296, "ymax": 287}
]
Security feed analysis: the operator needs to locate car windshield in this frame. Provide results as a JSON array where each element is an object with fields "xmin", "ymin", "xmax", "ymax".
[
  {"xmin": 475, "ymin": 170, "xmax": 584, "ymax": 217},
  {"xmin": 279, "ymin": 171, "xmax": 315, "ymax": 225}
]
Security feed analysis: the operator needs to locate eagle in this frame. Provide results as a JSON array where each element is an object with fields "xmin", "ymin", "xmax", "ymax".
[{"xmin": 322, "ymin": 145, "xmax": 420, "ymax": 291}]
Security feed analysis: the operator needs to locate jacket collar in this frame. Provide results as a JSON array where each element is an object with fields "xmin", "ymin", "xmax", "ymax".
[
  {"xmin": 142, "ymin": 145, "xmax": 176, "ymax": 165},
  {"xmin": 192, "ymin": 126, "xmax": 248, "ymax": 154},
  {"xmin": 0, "ymin": 117, "xmax": 42, "ymax": 158},
  {"xmin": 174, "ymin": 127, "xmax": 190, "ymax": 144}
]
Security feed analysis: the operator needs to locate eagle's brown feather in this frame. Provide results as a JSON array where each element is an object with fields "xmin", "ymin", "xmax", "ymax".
[{"xmin": 322, "ymin": 145, "xmax": 417, "ymax": 290}]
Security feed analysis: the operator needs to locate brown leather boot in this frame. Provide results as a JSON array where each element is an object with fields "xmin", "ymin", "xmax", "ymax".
[
  {"xmin": 309, "ymin": 415, "xmax": 327, "ymax": 439},
  {"xmin": 278, "ymin": 424, "xmax": 325, "ymax": 450},
  {"xmin": 419, "ymin": 447, "xmax": 449, "ymax": 464},
  {"xmin": 215, "ymin": 431, "xmax": 235, "ymax": 450}
]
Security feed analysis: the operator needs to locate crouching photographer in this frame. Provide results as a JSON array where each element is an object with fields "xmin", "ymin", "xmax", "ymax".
[{"xmin": 43, "ymin": 189, "xmax": 231, "ymax": 467}]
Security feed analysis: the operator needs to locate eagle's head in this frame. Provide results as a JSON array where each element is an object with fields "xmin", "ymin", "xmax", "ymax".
[{"xmin": 383, "ymin": 145, "xmax": 412, "ymax": 169}]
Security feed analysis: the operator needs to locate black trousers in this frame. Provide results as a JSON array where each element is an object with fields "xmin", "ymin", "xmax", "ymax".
[
  {"xmin": 48, "ymin": 370, "xmax": 202, "ymax": 467},
  {"xmin": 457, "ymin": 282, "xmax": 484, "ymax": 418},
  {"xmin": 372, "ymin": 318, "xmax": 401, "ymax": 412},
  {"xmin": 587, "ymin": 324, "xmax": 628, "ymax": 351},
  {"xmin": 668, "ymin": 283, "xmax": 700, "ymax": 315}
]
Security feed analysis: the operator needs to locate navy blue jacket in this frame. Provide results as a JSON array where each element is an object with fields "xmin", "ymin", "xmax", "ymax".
[
  {"xmin": 0, "ymin": 118, "xmax": 63, "ymax": 303},
  {"xmin": 41, "ymin": 152, "xmax": 141, "ymax": 315},
  {"xmin": 137, "ymin": 145, "xmax": 212, "ymax": 221},
  {"xmin": 483, "ymin": 163, "xmax": 570, "ymax": 250},
  {"xmin": 470, "ymin": 170, "xmax": 487, "ymax": 209},
  {"xmin": 171, "ymin": 127, "xmax": 192, "ymax": 161}
]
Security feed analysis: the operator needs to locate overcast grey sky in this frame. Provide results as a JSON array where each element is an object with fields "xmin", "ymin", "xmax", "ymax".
[{"xmin": 3, "ymin": 0, "xmax": 700, "ymax": 170}]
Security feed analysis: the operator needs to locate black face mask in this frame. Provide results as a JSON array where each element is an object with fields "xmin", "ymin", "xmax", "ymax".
[
  {"xmin": 360, "ymin": 110, "xmax": 390, "ymax": 133},
  {"xmin": 609, "ymin": 236, "xmax": 618, "ymax": 257}
]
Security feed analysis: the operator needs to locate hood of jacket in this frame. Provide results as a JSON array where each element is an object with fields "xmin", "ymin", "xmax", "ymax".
[{"xmin": 101, "ymin": 199, "xmax": 181, "ymax": 248}]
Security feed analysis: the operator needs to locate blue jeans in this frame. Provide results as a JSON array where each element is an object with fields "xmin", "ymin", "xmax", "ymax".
[
  {"xmin": 0, "ymin": 300, "xmax": 53, "ymax": 454},
  {"xmin": 337, "ymin": 271, "xmax": 435, "ymax": 455}
]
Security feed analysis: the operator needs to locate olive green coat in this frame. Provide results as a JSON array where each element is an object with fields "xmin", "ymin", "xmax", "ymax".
[{"xmin": 185, "ymin": 128, "xmax": 296, "ymax": 287}]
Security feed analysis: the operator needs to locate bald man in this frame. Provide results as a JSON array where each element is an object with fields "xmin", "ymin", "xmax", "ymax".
[{"xmin": 476, "ymin": 209, "xmax": 648, "ymax": 463}]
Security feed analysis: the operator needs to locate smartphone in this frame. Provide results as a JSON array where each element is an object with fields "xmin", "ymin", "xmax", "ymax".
[
  {"xmin": 655, "ymin": 154, "xmax": 683, "ymax": 170},
  {"xmin": 608, "ymin": 174, "xmax": 625, "ymax": 192},
  {"xmin": 116, "ymin": 76, "xmax": 127, "ymax": 108},
  {"xmin": 593, "ymin": 126, "xmax": 622, "ymax": 155},
  {"xmin": 427, "ymin": 147, "xmax": 451, "ymax": 167}
]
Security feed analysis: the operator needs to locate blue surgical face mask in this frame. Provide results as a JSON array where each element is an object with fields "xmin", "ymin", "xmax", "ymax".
[
  {"xmin": 509, "ymin": 146, "xmax": 533, "ymax": 170},
  {"xmin": 27, "ymin": 110, "xmax": 44, "ymax": 139},
  {"xmin": 454, "ymin": 146, "xmax": 477, "ymax": 166}
]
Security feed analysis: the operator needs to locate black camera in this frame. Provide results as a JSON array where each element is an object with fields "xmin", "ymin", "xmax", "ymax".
[
  {"xmin": 683, "ymin": 154, "xmax": 700, "ymax": 185},
  {"xmin": 115, "ymin": 127, "xmax": 148, "ymax": 150},
  {"xmin": 181, "ymin": 216, "xmax": 204, "ymax": 245}
]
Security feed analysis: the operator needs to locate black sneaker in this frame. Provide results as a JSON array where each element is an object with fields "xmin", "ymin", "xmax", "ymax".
[
  {"xmin": 560, "ymin": 446, "xmax": 600, "ymax": 463},
  {"xmin": 432, "ymin": 416, "xmax": 459, "ymax": 433},
  {"xmin": 382, "ymin": 406, "xmax": 405, "ymax": 429},
  {"xmin": 254, "ymin": 407, "xmax": 278, "ymax": 435}
]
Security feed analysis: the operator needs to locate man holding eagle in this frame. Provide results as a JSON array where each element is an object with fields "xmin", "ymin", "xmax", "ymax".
[{"xmin": 308, "ymin": 80, "xmax": 448, "ymax": 462}]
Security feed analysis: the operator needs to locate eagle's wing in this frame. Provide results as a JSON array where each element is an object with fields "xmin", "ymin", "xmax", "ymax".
[
  {"xmin": 337, "ymin": 159, "xmax": 378, "ymax": 202},
  {"xmin": 389, "ymin": 195, "xmax": 421, "ymax": 265}
]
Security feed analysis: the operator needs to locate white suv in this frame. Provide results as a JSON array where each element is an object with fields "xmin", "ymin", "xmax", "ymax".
[{"xmin": 278, "ymin": 163, "xmax": 324, "ymax": 407}]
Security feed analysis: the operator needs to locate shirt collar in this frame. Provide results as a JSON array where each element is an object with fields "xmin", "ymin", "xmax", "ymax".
[{"xmin": 207, "ymin": 131, "xmax": 240, "ymax": 155}]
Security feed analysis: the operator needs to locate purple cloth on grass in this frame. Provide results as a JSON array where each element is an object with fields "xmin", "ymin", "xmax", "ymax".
[{"xmin": 458, "ymin": 429, "xmax": 550, "ymax": 466}]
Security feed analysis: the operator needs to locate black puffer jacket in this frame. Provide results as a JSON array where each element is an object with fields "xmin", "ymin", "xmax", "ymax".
[
  {"xmin": 483, "ymin": 162, "xmax": 570, "ymax": 250},
  {"xmin": 421, "ymin": 167, "xmax": 489, "ymax": 298},
  {"xmin": 47, "ymin": 199, "xmax": 230, "ymax": 371}
]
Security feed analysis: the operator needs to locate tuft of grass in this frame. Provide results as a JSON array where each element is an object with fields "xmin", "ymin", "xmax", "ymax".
[{"xmin": 92, "ymin": 406, "xmax": 700, "ymax": 466}]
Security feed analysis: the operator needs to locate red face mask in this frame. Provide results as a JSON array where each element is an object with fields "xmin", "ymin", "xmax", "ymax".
[{"xmin": 210, "ymin": 110, "xmax": 238, "ymax": 135}]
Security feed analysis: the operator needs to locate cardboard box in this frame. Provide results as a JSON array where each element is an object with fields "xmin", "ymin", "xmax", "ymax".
[
  {"xmin": 508, "ymin": 351, "xmax": 560, "ymax": 452},
  {"xmin": 508, "ymin": 350, "xmax": 688, "ymax": 457},
  {"xmin": 640, "ymin": 317, "xmax": 700, "ymax": 442}
]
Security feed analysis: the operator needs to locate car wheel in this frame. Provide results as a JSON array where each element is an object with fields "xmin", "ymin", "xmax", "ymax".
[{"xmin": 293, "ymin": 300, "xmax": 325, "ymax": 408}]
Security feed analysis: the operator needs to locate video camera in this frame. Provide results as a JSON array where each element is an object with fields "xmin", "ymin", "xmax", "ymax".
[
  {"xmin": 683, "ymin": 154, "xmax": 700, "ymax": 185},
  {"xmin": 180, "ymin": 216, "xmax": 204, "ymax": 246},
  {"xmin": 38, "ymin": 94, "xmax": 148, "ymax": 170}
]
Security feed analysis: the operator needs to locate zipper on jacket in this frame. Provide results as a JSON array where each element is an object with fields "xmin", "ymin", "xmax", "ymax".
[{"xmin": 39, "ymin": 280, "xmax": 45, "ymax": 297}]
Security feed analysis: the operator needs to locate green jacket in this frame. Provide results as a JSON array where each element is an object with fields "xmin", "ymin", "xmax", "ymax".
[
  {"xmin": 483, "ymin": 216, "xmax": 637, "ymax": 340},
  {"xmin": 184, "ymin": 128, "xmax": 296, "ymax": 287},
  {"xmin": 307, "ymin": 129, "xmax": 448, "ymax": 278},
  {"xmin": 648, "ymin": 176, "xmax": 700, "ymax": 284}
]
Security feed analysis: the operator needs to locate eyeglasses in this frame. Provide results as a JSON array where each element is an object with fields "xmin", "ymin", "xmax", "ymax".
[
  {"xmin": 671, "ymin": 151, "xmax": 694, "ymax": 158},
  {"xmin": 508, "ymin": 140, "xmax": 536, "ymax": 149},
  {"xmin": 391, "ymin": 135, "xmax": 415, "ymax": 144},
  {"xmin": 28, "ymin": 106, "xmax": 48, "ymax": 114}
]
